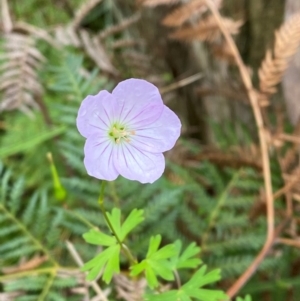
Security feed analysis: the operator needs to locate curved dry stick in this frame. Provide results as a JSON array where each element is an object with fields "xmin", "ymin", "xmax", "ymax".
[
  {"xmin": 204, "ymin": 0, "xmax": 275, "ymax": 298},
  {"xmin": 1, "ymin": 0, "xmax": 13, "ymax": 33}
]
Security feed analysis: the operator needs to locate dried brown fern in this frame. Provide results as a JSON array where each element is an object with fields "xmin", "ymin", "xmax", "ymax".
[
  {"xmin": 53, "ymin": 25, "xmax": 82, "ymax": 47},
  {"xmin": 79, "ymin": 30, "xmax": 119, "ymax": 76},
  {"xmin": 162, "ymin": 0, "xmax": 207, "ymax": 27},
  {"xmin": 98, "ymin": 13, "xmax": 141, "ymax": 40},
  {"xmin": 137, "ymin": 0, "xmax": 180, "ymax": 7},
  {"xmin": 169, "ymin": 15, "xmax": 242, "ymax": 42},
  {"xmin": 211, "ymin": 41, "xmax": 235, "ymax": 63},
  {"xmin": 114, "ymin": 274, "xmax": 147, "ymax": 301},
  {"xmin": 111, "ymin": 38, "xmax": 142, "ymax": 49},
  {"xmin": 53, "ymin": 13, "xmax": 141, "ymax": 77},
  {"xmin": 71, "ymin": 0, "xmax": 103, "ymax": 28},
  {"xmin": 258, "ymin": 13, "xmax": 300, "ymax": 99},
  {"xmin": 0, "ymin": 33, "xmax": 45, "ymax": 115}
]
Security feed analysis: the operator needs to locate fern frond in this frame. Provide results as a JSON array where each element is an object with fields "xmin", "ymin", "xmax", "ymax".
[
  {"xmin": 169, "ymin": 15, "xmax": 242, "ymax": 42},
  {"xmin": 258, "ymin": 13, "xmax": 300, "ymax": 98},
  {"xmin": 0, "ymin": 33, "xmax": 45, "ymax": 115},
  {"xmin": 71, "ymin": 0, "xmax": 104, "ymax": 28},
  {"xmin": 162, "ymin": 0, "xmax": 207, "ymax": 27}
]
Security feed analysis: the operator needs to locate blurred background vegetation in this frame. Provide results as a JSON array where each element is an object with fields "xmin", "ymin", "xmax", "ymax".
[{"xmin": 1, "ymin": 0, "xmax": 300, "ymax": 300}]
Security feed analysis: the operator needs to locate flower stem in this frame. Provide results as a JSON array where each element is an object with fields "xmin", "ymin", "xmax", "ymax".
[{"xmin": 97, "ymin": 181, "xmax": 137, "ymax": 265}]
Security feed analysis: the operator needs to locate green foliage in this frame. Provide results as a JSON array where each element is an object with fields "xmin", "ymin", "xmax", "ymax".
[
  {"xmin": 11, "ymin": 0, "xmax": 82, "ymax": 26},
  {"xmin": 82, "ymin": 208, "xmax": 144, "ymax": 282},
  {"xmin": 131, "ymin": 235, "xmax": 177, "ymax": 288},
  {"xmin": 236, "ymin": 295, "xmax": 252, "ymax": 301},
  {"xmin": 0, "ymin": 164, "xmax": 83, "ymax": 300},
  {"xmin": 146, "ymin": 266, "xmax": 228, "ymax": 301},
  {"xmin": 170, "ymin": 241, "xmax": 202, "ymax": 270},
  {"xmin": 0, "ymin": 2, "xmax": 296, "ymax": 299}
]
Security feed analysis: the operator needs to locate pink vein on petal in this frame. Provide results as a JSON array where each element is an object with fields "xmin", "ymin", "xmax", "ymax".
[
  {"xmin": 108, "ymin": 144, "xmax": 114, "ymax": 167},
  {"xmin": 131, "ymin": 137, "xmax": 154, "ymax": 148},
  {"xmin": 102, "ymin": 106, "xmax": 112, "ymax": 124},
  {"xmin": 133, "ymin": 134, "xmax": 161, "ymax": 141},
  {"xmin": 124, "ymin": 144, "xmax": 145, "ymax": 170},
  {"xmin": 121, "ymin": 146, "xmax": 129, "ymax": 168},
  {"xmin": 89, "ymin": 124, "xmax": 107, "ymax": 131},
  {"xmin": 95, "ymin": 112, "xmax": 109, "ymax": 127},
  {"xmin": 128, "ymin": 143, "xmax": 156, "ymax": 167},
  {"xmin": 90, "ymin": 141, "xmax": 110, "ymax": 159},
  {"xmin": 118, "ymin": 102, "xmax": 125, "ymax": 121},
  {"xmin": 120, "ymin": 104, "xmax": 136, "ymax": 124}
]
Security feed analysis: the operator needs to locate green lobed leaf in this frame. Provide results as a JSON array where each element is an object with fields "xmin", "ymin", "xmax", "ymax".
[
  {"xmin": 83, "ymin": 228, "xmax": 116, "ymax": 246},
  {"xmin": 183, "ymin": 266, "xmax": 222, "ymax": 289},
  {"xmin": 102, "ymin": 244, "xmax": 121, "ymax": 283},
  {"xmin": 146, "ymin": 235, "xmax": 162, "ymax": 257},
  {"xmin": 106, "ymin": 208, "xmax": 122, "ymax": 238},
  {"xmin": 170, "ymin": 240, "xmax": 202, "ymax": 270},
  {"xmin": 120, "ymin": 208, "xmax": 144, "ymax": 240},
  {"xmin": 82, "ymin": 245, "xmax": 121, "ymax": 282},
  {"xmin": 146, "ymin": 265, "xmax": 228, "ymax": 301},
  {"xmin": 130, "ymin": 235, "xmax": 176, "ymax": 288},
  {"xmin": 187, "ymin": 288, "xmax": 228, "ymax": 301},
  {"xmin": 82, "ymin": 208, "xmax": 144, "ymax": 283}
]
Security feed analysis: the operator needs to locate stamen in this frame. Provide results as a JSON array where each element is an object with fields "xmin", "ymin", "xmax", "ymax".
[{"xmin": 109, "ymin": 124, "xmax": 135, "ymax": 144}]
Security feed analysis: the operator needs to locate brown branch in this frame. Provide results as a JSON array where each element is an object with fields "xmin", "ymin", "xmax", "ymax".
[
  {"xmin": 205, "ymin": 0, "xmax": 274, "ymax": 298},
  {"xmin": 277, "ymin": 237, "xmax": 300, "ymax": 248},
  {"xmin": 0, "ymin": 0, "xmax": 12, "ymax": 33}
]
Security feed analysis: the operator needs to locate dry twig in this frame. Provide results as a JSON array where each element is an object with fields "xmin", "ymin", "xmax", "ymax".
[
  {"xmin": 204, "ymin": 0, "xmax": 274, "ymax": 297},
  {"xmin": 72, "ymin": 0, "xmax": 103, "ymax": 28},
  {"xmin": 66, "ymin": 240, "xmax": 109, "ymax": 301},
  {"xmin": 0, "ymin": 0, "xmax": 12, "ymax": 33},
  {"xmin": 98, "ymin": 13, "xmax": 140, "ymax": 40},
  {"xmin": 137, "ymin": 0, "xmax": 180, "ymax": 7}
]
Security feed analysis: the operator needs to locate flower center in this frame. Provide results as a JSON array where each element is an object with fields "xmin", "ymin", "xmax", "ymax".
[{"xmin": 109, "ymin": 124, "xmax": 135, "ymax": 144}]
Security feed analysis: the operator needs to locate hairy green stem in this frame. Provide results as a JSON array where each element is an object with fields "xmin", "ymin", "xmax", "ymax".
[{"xmin": 98, "ymin": 181, "xmax": 137, "ymax": 265}]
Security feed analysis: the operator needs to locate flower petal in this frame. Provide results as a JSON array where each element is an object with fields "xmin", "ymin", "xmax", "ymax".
[
  {"xmin": 77, "ymin": 90, "xmax": 117, "ymax": 138},
  {"xmin": 130, "ymin": 105, "xmax": 181, "ymax": 153},
  {"xmin": 84, "ymin": 134, "xmax": 119, "ymax": 181},
  {"xmin": 113, "ymin": 144, "xmax": 165, "ymax": 184},
  {"xmin": 112, "ymin": 78, "xmax": 164, "ymax": 127}
]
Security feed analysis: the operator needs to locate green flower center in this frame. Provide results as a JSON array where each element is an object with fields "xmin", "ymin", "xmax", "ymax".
[{"xmin": 108, "ymin": 123, "xmax": 135, "ymax": 144}]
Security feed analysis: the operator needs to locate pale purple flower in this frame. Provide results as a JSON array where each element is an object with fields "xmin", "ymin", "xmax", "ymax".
[{"xmin": 76, "ymin": 78, "xmax": 181, "ymax": 184}]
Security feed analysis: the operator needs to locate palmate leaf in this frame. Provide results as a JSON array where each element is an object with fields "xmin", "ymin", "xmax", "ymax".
[
  {"xmin": 145, "ymin": 265, "xmax": 228, "ymax": 301},
  {"xmin": 130, "ymin": 235, "xmax": 177, "ymax": 288},
  {"xmin": 170, "ymin": 240, "xmax": 202, "ymax": 270},
  {"xmin": 82, "ymin": 208, "xmax": 144, "ymax": 283},
  {"xmin": 82, "ymin": 244, "xmax": 121, "ymax": 282}
]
